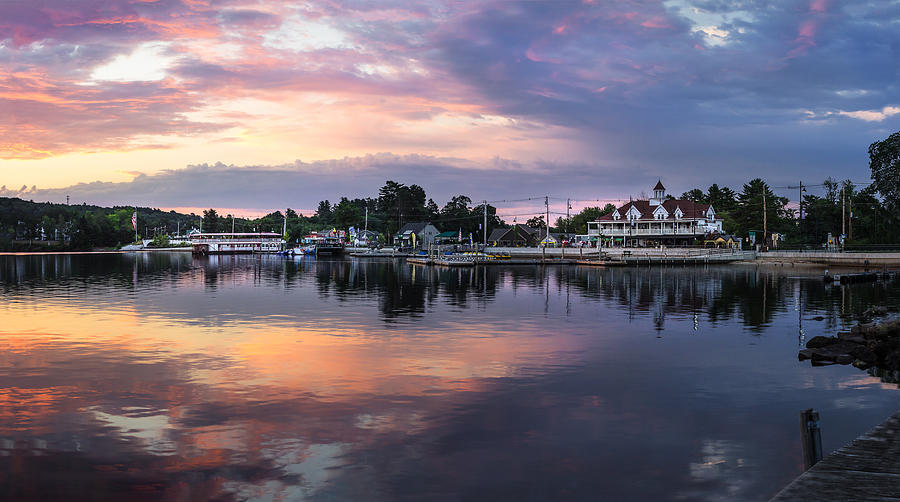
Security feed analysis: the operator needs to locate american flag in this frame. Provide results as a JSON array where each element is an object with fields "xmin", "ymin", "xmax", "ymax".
[{"xmin": 131, "ymin": 210, "xmax": 137, "ymax": 231}]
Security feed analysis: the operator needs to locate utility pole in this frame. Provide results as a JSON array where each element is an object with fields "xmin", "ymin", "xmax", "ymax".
[
  {"xmin": 849, "ymin": 196, "xmax": 853, "ymax": 241},
  {"xmin": 545, "ymin": 196, "xmax": 550, "ymax": 244},
  {"xmin": 232, "ymin": 214, "xmax": 236, "ymax": 234},
  {"xmin": 841, "ymin": 188, "xmax": 846, "ymax": 238},
  {"xmin": 66, "ymin": 195, "xmax": 69, "ymax": 206},
  {"xmin": 566, "ymin": 198, "xmax": 571, "ymax": 233},
  {"xmin": 483, "ymin": 200, "xmax": 487, "ymax": 248},
  {"xmin": 799, "ymin": 181, "xmax": 803, "ymax": 246},
  {"xmin": 762, "ymin": 191, "xmax": 767, "ymax": 247},
  {"xmin": 364, "ymin": 205, "xmax": 368, "ymax": 233}
]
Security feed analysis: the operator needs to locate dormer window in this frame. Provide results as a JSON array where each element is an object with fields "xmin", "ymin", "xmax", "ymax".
[
  {"xmin": 674, "ymin": 207, "xmax": 683, "ymax": 220},
  {"xmin": 653, "ymin": 205, "xmax": 668, "ymax": 221},
  {"xmin": 626, "ymin": 205, "xmax": 642, "ymax": 221}
]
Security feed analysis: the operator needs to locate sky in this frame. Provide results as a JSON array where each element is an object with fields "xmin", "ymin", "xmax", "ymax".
[{"xmin": 1, "ymin": 0, "xmax": 898, "ymax": 217}]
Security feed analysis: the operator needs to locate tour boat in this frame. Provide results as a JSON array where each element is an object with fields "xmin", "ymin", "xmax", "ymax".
[{"xmin": 190, "ymin": 232, "xmax": 284, "ymax": 255}]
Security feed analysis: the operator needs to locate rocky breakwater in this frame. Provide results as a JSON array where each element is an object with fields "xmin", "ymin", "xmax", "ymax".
[{"xmin": 798, "ymin": 308, "xmax": 899, "ymax": 370}]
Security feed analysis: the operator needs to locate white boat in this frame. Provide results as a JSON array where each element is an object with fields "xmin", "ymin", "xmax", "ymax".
[
  {"xmin": 190, "ymin": 232, "xmax": 285, "ymax": 255},
  {"xmin": 301, "ymin": 230, "xmax": 345, "ymax": 255}
]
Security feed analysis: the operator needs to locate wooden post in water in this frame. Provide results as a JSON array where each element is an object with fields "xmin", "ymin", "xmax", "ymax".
[
  {"xmin": 800, "ymin": 409, "xmax": 823, "ymax": 470},
  {"xmin": 542, "ymin": 245, "xmax": 546, "ymax": 264}
]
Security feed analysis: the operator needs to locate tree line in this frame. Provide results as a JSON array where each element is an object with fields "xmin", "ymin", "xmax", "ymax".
[
  {"xmin": 3, "ymin": 131, "xmax": 898, "ymax": 250},
  {"xmin": 204, "ymin": 181, "xmax": 508, "ymax": 246}
]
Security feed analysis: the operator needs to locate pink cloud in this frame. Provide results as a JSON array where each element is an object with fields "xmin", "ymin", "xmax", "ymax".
[{"xmin": 640, "ymin": 16, "xmax": 670, "ymax": 29}]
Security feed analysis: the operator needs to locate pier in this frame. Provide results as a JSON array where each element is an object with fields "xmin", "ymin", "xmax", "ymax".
[
  {"xmin": 824, "ymin": 270, "xmax": 898, "ymax": 284},
  {"xmin": 770, "ymin": 410, "xmax": 900, "ymax": 501},
  {"xmin": 407, "ymin": 256, "xmax": 578, "ymax": 266}
]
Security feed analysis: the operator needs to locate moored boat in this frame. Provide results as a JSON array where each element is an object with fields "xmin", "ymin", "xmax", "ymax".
[{"xmin": 191, "ymin": 232, "xmax": 284, "ymax": 255}]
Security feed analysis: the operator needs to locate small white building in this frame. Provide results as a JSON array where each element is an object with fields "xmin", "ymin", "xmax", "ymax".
[
  {"xmin": 395, "ymin": 222, "xmax": 440, "ymax": 248},
  {"xmin": 587, "ymin": 181, "xmax": 724, "ymax": 247}
]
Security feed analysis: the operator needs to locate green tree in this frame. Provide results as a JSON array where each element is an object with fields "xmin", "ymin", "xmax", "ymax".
[
  {"xmin": 333, "ymin": 197, "xmax": 361, "ymax": 234},
  {"xmin": 440, "ymin": 195, "xmax": 472, "ymax": 233},
  {"xmin": 730, "ymin": 179, "xmax": 790, "ymax": 240},
  {"xmin": 868, "ymin": 131, "xmax": 900, "ymax": 211},
  {"xmin": 681, "ymin": 189, "xmax": 705, "ymax": 203},
  {"xmin": 202, "ymin": 209, "xmax": 221, "ymax": 233},
  {"xmin": 569, "ymin": 204, "xmax": 616, "ymax": 234},
  {"xmin": 471, "ymin": 202, "xmax": 504, "ymax": 237},
  {"xmin": 315, "ymin": 200, "xmax": 333, "ymax": 225},
  {"xmin": 706, "ymin": 184, "xmax": 737, "ymax": 212},
  {"xmin": 526, "ymin": 215, "xmax": 546, "ymax": 229}
]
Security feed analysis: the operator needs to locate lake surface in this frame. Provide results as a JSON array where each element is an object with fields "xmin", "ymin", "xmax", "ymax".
[{"xmin": 2, "ymin": 253, "xmax": 899, "ymax": 501}]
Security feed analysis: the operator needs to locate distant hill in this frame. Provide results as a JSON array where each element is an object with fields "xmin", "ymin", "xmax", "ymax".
[{"xmin": 0, "ymin": 197, "xmax": 199, "ymax": 250}]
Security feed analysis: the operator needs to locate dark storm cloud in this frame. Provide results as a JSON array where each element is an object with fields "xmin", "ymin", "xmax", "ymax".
[{"xmin": 419, "ymin": 0, "xmax": 899, "ymax": 184}]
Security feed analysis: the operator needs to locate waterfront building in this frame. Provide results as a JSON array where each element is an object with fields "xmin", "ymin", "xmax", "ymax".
[
  {"xmin": 587, "ymin": 181, "xmax": 724, "ymax": 247},
  {"xmin": 488, "ymin": 224, "xmax": 540, "ymax": 247},
  {"xmin": 395, "ymin": 222, "xmax": 440, "ymax": 248},
  {"xmin": 352, "ymin": 229, "xmax": 379, "ymax": 246}
]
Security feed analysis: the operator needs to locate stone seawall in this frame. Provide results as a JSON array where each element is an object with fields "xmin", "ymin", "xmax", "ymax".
[
  {"xmin": 483, "ymin": 247, "xmax": 754, "ymax": 261},
  {"xmin": 758, "ymin": 251, "xmax": 900, "ymax": 266}
]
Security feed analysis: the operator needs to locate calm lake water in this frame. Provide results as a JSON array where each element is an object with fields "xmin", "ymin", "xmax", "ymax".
[{"xmin": 2, "ymin": 253, "xmax": 899, "ymax": 501}]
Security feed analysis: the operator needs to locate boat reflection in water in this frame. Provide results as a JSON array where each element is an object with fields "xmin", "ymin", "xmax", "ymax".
[{"xmin": 1, "ymin": 253, "xmax": 899, "ymax": 501}]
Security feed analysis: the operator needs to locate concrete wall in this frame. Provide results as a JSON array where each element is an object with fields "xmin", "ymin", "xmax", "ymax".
[
  {"xmin": 482, "ymin": 247, "xmax": 749, "ymax": 259},
  {"xmin": 758, "ymin": 251, "xmax": 900, "ymax": 266},
  {"xmin": 485, "ymin": 246, "xmax": 601, "ymax": 258}
]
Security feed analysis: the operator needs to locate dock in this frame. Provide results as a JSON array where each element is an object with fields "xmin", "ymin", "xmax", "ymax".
[
  {"xmin": 769, "ymin": 410, "xmax": 900, "ymax": 501},
  {"xmin": 407, "ymin": 257, "xmax": 578, "ymax": 267},
  {"xmin": 824, "ymin": 271, "xmax": 898, "ymax": 284}
]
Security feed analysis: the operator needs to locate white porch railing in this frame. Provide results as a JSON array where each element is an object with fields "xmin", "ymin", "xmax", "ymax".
[{"xmin": 588, "ymin": 228, "xmax": 703, "ymax": 236}]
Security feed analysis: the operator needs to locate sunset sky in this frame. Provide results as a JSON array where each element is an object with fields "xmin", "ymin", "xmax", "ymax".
[{"xmin": 1, "ymin": 0, "xmax": 898, "ymax": 215}]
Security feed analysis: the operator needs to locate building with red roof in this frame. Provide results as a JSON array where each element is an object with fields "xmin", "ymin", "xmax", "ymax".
[{"xmin": 587, "ymin": 181, "xmax": 724, "ymax": 247}]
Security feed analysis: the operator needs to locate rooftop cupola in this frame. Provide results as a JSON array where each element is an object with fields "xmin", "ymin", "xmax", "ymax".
[
  {"xmin": 650, "ymin": 180, "xmax": 666, "ymax": 206},
  {"xmin": 653, "ymin": 180, "xmax": 666, "ymax": 200}
]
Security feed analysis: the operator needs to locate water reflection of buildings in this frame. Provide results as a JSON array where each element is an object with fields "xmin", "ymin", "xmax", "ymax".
[
  {"xmin": 3, "ymin": 255, "xmax": 898, "ymax": 331},
  {"xmin": 569, "ymin": 265, "xmax": 900, "ymax": 333}
]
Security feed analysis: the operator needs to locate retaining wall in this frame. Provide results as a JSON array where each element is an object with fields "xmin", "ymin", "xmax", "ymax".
[{"xmin": 758, "ymin": 251, "xmax": 900, "ymax": 266}]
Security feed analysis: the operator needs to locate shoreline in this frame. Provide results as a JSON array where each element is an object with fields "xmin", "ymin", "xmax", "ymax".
[{"xmin": 4, "ymin": 247, "xmax": 900, "ymax": 268}]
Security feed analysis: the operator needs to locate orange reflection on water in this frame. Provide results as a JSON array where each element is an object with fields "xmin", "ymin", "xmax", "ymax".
[{"xmin": 3, "ymin": 298, "xmax": 588, "ymax": 401}]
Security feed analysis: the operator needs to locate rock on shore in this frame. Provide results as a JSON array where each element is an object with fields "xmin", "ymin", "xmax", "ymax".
[{"xmin": 798, "ymin": 319, "xmax": 900, "ymax": 369}]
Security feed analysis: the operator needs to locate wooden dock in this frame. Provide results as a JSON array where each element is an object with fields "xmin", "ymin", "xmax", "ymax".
[
  {"xmin": 769, "ymin": 410, "xmax": 900, "ymax": 501},
  {"xmin": 824, "ymin": 271, "xmax": 898, "ymax": 284},
  {"xmin": 408, "ymin": 257, "xmax": 578, "ymax": 267}
]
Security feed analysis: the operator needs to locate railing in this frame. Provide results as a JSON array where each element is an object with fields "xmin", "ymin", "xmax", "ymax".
[
  {"xmin": 589, "ymin": 228, "xmax": 703, "ymax": 236},
  {"xmin": 192, "ymin": 238, "xmax": 283, "ymax": 244}
]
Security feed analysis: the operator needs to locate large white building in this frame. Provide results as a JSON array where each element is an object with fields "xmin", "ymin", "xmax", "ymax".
[{"xmin": 587, "ymin": 181, "xmax": 724, "ymax": 247}]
